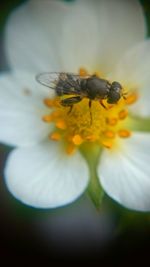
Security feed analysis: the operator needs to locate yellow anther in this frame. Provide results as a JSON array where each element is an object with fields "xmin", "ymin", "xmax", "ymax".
[
  {"xmin": 44, "ymin": 98, "xmax": 55, "ymax": 107},
  {"xmin": 107, "ymin": 104, "xmax": 114, "ymax": 110},
  {"xmin": 104, "ymin": 130, "xmax": 115, "ymax": 139},
  {"xmin": 51, "ymin": 110, "xmax": 61, "ymax": 119},
  {"xmin": 118, "ymin": 109, "xmax": 128, "ymax": 120},
  {"xmin": 79, "ymin": 68, "xmax": 88, "ymax": 76},
  {"xmin": 93, "ymin": 71, "xmax": 104, "ymax": 77},
  {"xmin": 106, "ymin": 117, "xmax": 118, "ymax": 126},
  {"xmin": 85, "ymin": 135, "xmax": 97, "ymax": 142},
  {"xmin": 72, "ymin": 134, "xmax": 83, "ymax": 145},
  {"xmin": 49, "ymin": 132, "xmax": 61, "ymax": 141},
  {"xmin": 66, "ymin": 143, "xmax": 76, "ymax": 155},
  {"xmin": 56, "ymin": 120, "xmax": 66, "ymax": 130},
  {"xmin": 125, "ymin": 92, "xmax": 138, "ymax": 105},
  {"xmin": 102, "ymin": 140, "xmax": 113, "ymax": 149},
  {"xmin": 118, "ymin": 129, "xmax": 131, "ymax": 138},
  {"xmin": 42, "ymin": 114, "xmax": 53, "ymax": 122}
]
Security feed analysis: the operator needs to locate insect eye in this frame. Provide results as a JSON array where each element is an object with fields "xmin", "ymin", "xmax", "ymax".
[
  {"xmin": 111, "ymin": 81, "xmax": 122, "ymax": 91},
  {"xmin": 107, "ymin": 91, "xmax": 121, "ymax": 103}
]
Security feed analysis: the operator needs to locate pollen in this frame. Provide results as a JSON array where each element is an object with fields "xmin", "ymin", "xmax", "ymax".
[{"xmin": 42, "ymin": 74, "xmax": 137, "ymax": 153}]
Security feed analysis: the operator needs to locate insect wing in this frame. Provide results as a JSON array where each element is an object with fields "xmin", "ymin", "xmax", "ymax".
[
  {"xmin": 36, "ymin": 72, "xmax": 60, "ymax": 89},
  {"xmin": 57, "ymin": 73, "xmax": 82, "ymax": 95},
  {"xmin": 36, "ymin": 72, "xmax": 91, "ymax": 95}
]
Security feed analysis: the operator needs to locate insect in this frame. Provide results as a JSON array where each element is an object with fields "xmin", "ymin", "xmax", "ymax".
[{"xmin": 36, "ymin": 72, "xmax": 124, "ymax": 122}]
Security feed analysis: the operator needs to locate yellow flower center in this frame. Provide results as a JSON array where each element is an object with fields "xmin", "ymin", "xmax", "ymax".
[{"xmin": 42, "ymin": 69, "xmax": 138, "ymax": 154}]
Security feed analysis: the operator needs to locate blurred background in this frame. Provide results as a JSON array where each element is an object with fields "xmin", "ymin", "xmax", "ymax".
[{"xmin": 1, "ymin": 0, "xmax": 150, "ymax": 264}]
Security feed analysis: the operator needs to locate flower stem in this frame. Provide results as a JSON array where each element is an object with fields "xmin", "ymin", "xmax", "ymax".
[{"xmin": 80, "ymin": 143, "xmax": 104, "ymax": 209}]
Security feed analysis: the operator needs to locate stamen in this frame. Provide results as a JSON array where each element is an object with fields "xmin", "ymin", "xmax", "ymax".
[
  {"xmin": 72, "ymin": 134, "xmax": 83, "ymax": 145},
  {"xmin": 56, "ymin": 120, "xmax": 67, "ymax": 129},
  {"xmin": 104, "ymin": 130, "xmax": 116, "ymax": 139},
  {"xmin": 85, "ymin": 135, "xmax": 97, "ymax": 142},
  {"xmin": 42, "ymin": 114, "xmax": 53, "ymax": 122},
  {"xmin": 118, "ymin": 129, "xmax": 131, "ymax": 138},
  {"xmin": 51, "ymin": 110, "xmax": 62, "ymax": 119},
  {"xmin": 125, "ymin": 92, "xmax": 138, "ymax": 105},
  {"xmin": 118, "ymin": 109, "xmax": 128, "ymax": 120},
  {"xmin": 93, "ymin": 71, "xmax": 104, "ymax": 77},
  {"xmin": 44, "ymin": 98, "xmax": 55, "ymax": 107},
  {"xmin": 106, "ymin": 117, "xmax": 118, "ymax": 126},
  {"xmin": 50, "ymin": 132, "xmax": 61, "ymax": 141},
  {"xmin": 66, "ymin": 143, "xmax": 76, "ymax": 155},
  {"xmin": 102, "ymin": 140, "xmax": 113, "ymax": 149},
  {"xmin": 79, "ymin": 68, "xmax": 88, "ymax": 76}
]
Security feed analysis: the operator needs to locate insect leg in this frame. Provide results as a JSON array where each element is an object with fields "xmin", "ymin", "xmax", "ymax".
[
  {"xmin": 60, "ymin": 96, "xmax": 82, "ymax": 107},
  {"xmin": 89, "ymin": 99, "xmax": 92, "ymax": 125},
  {"xmin": 122, "ymin": 92, "xmax": 128, "ymax": 100},
  {"xmin": 99, "ymin": 99, "xmax": 107, "ymax": 109},
  {"xmin": 68, "ymin": 105, "xmax": 73, "ymax": 114}
]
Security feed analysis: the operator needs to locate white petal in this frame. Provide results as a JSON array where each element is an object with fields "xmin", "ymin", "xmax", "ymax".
[
  {"xmin": 98, "ymin": 133, "xmax": 150, "ymax": 211},
  {"xmin": 5, "ymin": 141, "xmax": 89, "ymax": 208},
  {"xmin": 5, "ymin": 0, "xmax": 145, "ymax": 74},
  {"xmin": 111, "ymin": 40, "xmax": 150, "ymax": 117},
  {"xmin": 0, "ymin": 71, "xmax": 53, "ymax": 146},
  {"xmin": 61, "ymin": 0, "xmax": 146, "ymax": 73},
  {"xmin": 5, "ymin": 0, "xmax": 69, "ymax": 73}
]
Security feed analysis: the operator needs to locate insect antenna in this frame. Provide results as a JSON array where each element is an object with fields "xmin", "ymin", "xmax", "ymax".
[
  {"xmin": 99, "ymin": 99, "xmax": 107, "ymax": 109},
  {"xmin": 122, "ymin": 91, "xmax": 128, "ymax": 100}
]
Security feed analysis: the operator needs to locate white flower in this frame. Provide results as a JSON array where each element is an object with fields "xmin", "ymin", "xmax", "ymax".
[{"xmin": 1, "ymin": 0, "xmax": 150, "ymax": 211}]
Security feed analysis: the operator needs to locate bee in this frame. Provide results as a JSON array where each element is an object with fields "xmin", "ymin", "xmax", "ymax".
[{"xmin": 36, "ymin": 72, "xmax": 124, "ymax": 122}]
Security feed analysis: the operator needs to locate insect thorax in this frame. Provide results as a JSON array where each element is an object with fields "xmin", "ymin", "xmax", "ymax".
[{"xmin": 81, "ymin": 76, "xmax": 110, "ymax": 100}]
